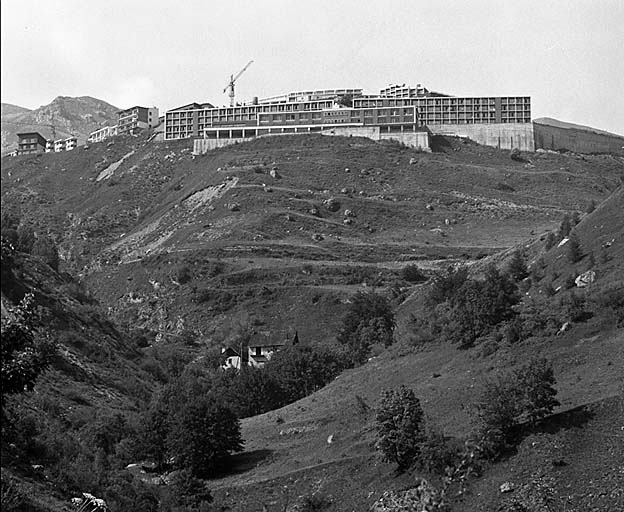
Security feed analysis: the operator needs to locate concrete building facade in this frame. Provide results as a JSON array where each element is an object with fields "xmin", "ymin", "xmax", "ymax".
[
  {"xmin": 88, "ymin": 125, "xmax": 119, "ymax": 143},
  {"xmin": 117, "ymin": 106, "xmax": 159, "ymax": 135},
  {"xmin": 166, "ymin": 83, "xmax": 534, "ymax": 151}
]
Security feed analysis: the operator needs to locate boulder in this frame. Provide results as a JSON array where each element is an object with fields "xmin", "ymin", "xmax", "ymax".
[
  {"xmin": 228, "ymin": 203, "xmax": 240, "ymax": 212},
  {"xmin": 500, "ymin": 482, "xmax": 514, "ymax": 493},
  {"xmin": 270, "ymin": 169, "xmax": 281, "ymax": 179},
  {"xmin": 344, "ymin": 209, "xmax": 355, "ymax": 217},
  {"xmin": 324, "ymin": 198, "xmax": 341, "ymax": 212},
  {"xmin": 575, "ymin": 270, "xmax": 596, "ymax": 287}
]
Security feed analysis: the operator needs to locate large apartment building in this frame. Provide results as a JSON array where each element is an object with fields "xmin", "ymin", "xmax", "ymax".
[
  {"xmin": 165, "ymin": 83, "xmax": 530, "ymax": 141},
  {"xmin": 355, "ymin": 84, "xmax": 531, "ymax": 125},
  {"xmin": 88, "ymin": 105, "xmax": 159, "ymax": 143},
  {"xmin": 165, "ymin": 95, "xmax": 419, "ymax": 141},
  {"xmin": 117, "ymin": 106, "xmax": 159, "ymax": 135}
]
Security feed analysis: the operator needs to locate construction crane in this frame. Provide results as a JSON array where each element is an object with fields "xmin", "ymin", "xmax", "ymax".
[{"xmin": 223, "ymin": 60, "xmax": 254, "ymax": 107}]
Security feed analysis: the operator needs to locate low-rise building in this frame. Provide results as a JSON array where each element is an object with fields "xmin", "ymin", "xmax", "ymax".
[
  {"xmin": 88, "ymin": 125, "xmax": 118, "ymax": 143},
  {"xmin": 17, "ymin": 132, "xmax": 47, "ymax": 155}
]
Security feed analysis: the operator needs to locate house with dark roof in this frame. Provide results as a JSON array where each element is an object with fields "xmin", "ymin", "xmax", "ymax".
[{"xmin": 17, "ymin": 132, "xmax": 47, "ymax": 155}]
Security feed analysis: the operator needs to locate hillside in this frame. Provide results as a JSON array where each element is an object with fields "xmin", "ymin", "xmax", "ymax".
[
  {"xmin": 534, "ymin": 117, "xmax": 624, "ymax": 138},
  {"xmin": 2, "ymin": 133, "xmax": 622, "ymax": 344},
  {"xmin": 1, "ymin": 96, "xmax": 119, "ymax": 154},
  {"xmin": 1, "ymin": 133, "xmax": 623, "ymax": 510}
]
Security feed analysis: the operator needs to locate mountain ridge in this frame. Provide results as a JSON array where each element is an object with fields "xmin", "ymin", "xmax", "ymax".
[{"xmin": 1, "ymin": 95, "xmax": 119, "ymax": 154}]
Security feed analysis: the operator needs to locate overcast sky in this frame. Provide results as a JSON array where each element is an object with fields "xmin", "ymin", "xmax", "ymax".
[{"xmin": 2, "ymin": 0, "xmax": 623, "ymax": 134}]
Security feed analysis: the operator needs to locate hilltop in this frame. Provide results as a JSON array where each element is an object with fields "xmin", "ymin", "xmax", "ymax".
[
  {"xmin": 534, "ymin": 117, "xmax": 624, "ymax": 138},
  {"xmin": 1, "ymin": 132, "xmax": 623, "ymax": 510},
  {"xmin": 1, "ymin": 96, "xmax": 119, "ymax": 154}
]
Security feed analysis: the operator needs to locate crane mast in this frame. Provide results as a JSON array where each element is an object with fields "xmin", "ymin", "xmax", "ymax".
[{"xmin": 224, "ymin": 60, "xmax": 254, "ymax": 107}]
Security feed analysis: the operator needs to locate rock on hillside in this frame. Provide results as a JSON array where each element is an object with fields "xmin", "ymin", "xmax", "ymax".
[{"xmin": 1, "ymin": 96, "xmax": 119, "ymax": 154}]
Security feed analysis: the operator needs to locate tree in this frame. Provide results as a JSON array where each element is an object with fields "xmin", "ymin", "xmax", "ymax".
[
  {"xmin": 375, "ymin": 386, "xmax": 425, "ymax": 471},
  {"xmin": 338, "ymin": 291, "xmax": 395, "ymax": 363},
  {"xmin": 167, "ymin": 398, "xmax": 243, "ymax": 477},
  {"xmin": 567, "ymin": 233, "xmax": 583, "ymax": 263},
  {"xmin": 558, "ymin": 214, "xmax": 572, "ymax": 239},
  {"xmin": 507, "ymin": 251, "xmax": 529, "ymax": 282},
  {"xmin": 475, "ymin": 359, "xmax": 558, "ymax": 457},
  {"xmin": 266, "ymin": 344, "xmax": 347, "ymax": 402},
  {"xmin": 515, "ymin": 358, "xmax": 559, "ymax": 426},
  {"xmin": 1, "ymin": 294, "xmax": 55, "ymax": 416},
  {"xmin": 427, "ymin": 265, "xmax": 469, "ymax": 306}
]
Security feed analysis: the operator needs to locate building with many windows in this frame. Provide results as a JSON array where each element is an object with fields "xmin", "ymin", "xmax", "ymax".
[
  {"xmin": 164, "ymin": 83, "xmax": 533, "ymax": 151},
  {"xmin": 17, "ymin": 132, "xmax": 47, "ymax": 154},
  {"xmin": 117, "ymin": 106, "xmax": 159, "ymax": 135},
  {"xmin": 87, "ymin": 125, "xmax": 119, "ymax": 143}
]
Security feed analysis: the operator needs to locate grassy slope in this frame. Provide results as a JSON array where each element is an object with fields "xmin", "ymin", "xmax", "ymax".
[{"xmin": 2, "ymin": 133, "xmax": 623, "ymax": 510}]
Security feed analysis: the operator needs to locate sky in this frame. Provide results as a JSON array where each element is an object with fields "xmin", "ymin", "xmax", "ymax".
[{"xmin": 2, "ymin": 0, "xmax": 623, "ymax": 134}]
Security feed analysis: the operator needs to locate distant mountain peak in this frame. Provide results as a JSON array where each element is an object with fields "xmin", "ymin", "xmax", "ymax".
[{"xmin": 1, "ymin": 95, "xmax": 120, "ymax": 153}]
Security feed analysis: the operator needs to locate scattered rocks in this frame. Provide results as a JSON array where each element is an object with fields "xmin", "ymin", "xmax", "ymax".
[
  {"xmin": 343, "ymin": 218, "xmax": 353, "ymax": 225},
  {"xmin": 409, "ymin": 157, "xmax": 418, "ymax": 164},
  {"xmin": 270, "ymin": 169, "xmax": 281, "ymax": 179},
  {"xmin": 575, "ymin": 270, "xmax": 596, "ymax": 287},
  {"xmin": 344, "ymin": 209, "xmax": 355, "ymax": 217},
  {"xmin": 227, "ymin": 203, "xmax": 240, "ymax": 211},
  {"xmin": 426, "ymin": 203, "xmax": 434, "ymax": 211},
  {"xmin": 312, "ymin": 233, "xmax": 324, "ymax": 241},
  {"xmin": 309, "ymin": 206, "xmax": 320, "ymax": 216}
]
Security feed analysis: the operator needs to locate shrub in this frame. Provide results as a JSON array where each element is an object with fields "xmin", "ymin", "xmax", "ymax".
[
  {"xmin": 375, "ymin": 386, "xmax": 425, "ymax": 471},
  {"xmin": 338, "ymin": 291, "xmax": 395, "ymax": 364},
  {"xmin": 586, "ymin": 199, "xmax": 596, "ymax": 214},
  {"xmin": 475, "ymin": 358, "xmax": 558, "ymax": 457},
  {"xmin": 426, "ymin": 265, "xmax": 468, "ymax": 306},
  {"xmin": 544, "ymin": 232, "xmax": 556, "ymax": 251},
  {"xmin": 401, "ymin": 264, "xmax": 427, "ymax": 283},
  {"xmin": 32, "ymin": 236, "xmax": 60, "ymax": 271},
  {"xmin": 174, "ymin": 264, "xmax": 192, "ymax": 284},
  {"xmin": 510, "ymin": 148, "xmax": 523, "ymax": 161},
  {"xmin": 592, "ymin": 285, "xmax": 624, "ymax": 326}
]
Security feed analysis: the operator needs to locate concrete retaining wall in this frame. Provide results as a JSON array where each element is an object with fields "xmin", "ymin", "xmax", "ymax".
[
  {"xmin": 379, "ymin": 131, "xmax": 430, "ymax": 151},
  {"xmin": 194, "ymin": 137, "xmax": 253, "ymax": 154},
  {"xmin": 427, "ymin": 123, "xmax": 535, "ymax": 151},
  {"xmin": 533, "ymin": 122, "xmax": 624, "ymax": 155},
  {"xmin": 321, "ymin": 126, "xmax": 430, "ymax": 150}
]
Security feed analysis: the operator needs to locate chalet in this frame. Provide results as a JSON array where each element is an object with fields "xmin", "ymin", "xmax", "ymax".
[
  {"xmin": 221, "ymin": 347, "xmax": 247, "ymax": 370},
  {"xmin": 248, "ymin": 338, "xmax": 287, "ymax": 368}
]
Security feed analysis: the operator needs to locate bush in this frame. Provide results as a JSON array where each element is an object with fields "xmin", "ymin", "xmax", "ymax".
[
  {"xmin": 544, "ymin": 232, "xmax": 556, "ymax": 251},
  {"xmin": 338, "ymin": 291, "xmax": 395, "ymax": 364},
  {"xmin": 510, "ymin": 148, "xmax": 523, "ymax": 161},
  {"xmin": 375, "ymin": 386, "xmax": 425, "ymax": 471},
  {"xmin": 401, "ymin": 264, "xmax": 427, "ymax": 283},
  {"xmin": 475, "ymin": 358, "xmax": 558, "ymax": 457},
  {"xmin": 32, "ymin": 236, "xmax": 60, "ymax": 271},
  {"xmin": 427, "ymin": 266, "xmax": 468, "ymax": 306}
]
